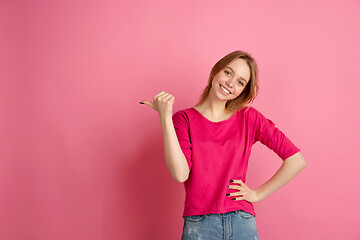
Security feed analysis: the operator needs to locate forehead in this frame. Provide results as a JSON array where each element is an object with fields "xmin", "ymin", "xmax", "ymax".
[{"xmin": 225, "ymin": 58, "xmax": 251, "ymax": 80}]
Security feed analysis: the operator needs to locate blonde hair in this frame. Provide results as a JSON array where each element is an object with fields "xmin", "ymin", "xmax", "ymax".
[{"xmin": 196, "ymin": 50, "xmax": 259, "ymax": 112}]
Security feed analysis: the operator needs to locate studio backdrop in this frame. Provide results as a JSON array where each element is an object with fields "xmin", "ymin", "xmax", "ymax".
[{"xmin": 0, "ymin": 0, "xmax": 359, "ymax": 239}]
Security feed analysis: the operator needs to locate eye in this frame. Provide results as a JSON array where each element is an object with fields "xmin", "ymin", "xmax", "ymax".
[
  {"xmin": 238, "ymin": 81, "xmax": 244, "ymax": 86},
  {"xmin": 224, "ymin": 70, "xmax": 231, "ymax": 76}
]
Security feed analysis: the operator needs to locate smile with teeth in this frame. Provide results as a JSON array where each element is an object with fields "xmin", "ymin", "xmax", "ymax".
[{"xmin": 220, "ymin": 84, "xmax": 231, "ymax": 94}]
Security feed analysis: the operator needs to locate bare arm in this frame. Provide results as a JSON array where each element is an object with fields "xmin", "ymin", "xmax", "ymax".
[
  {"xmin": 255, "ymin": 151, "xmax": 307, "ymax": 201},
  {"xmin": 160, "ymin": 116, "xmax": 190, "ymax": 183},
  {"xmin": 141, "ymin": 90, "xmax": 190, "ymax": 183}
]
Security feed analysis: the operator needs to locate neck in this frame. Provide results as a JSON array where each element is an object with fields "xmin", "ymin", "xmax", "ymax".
[{"xmin": 195, "ymin": 99, "xmax": 232, "ymax": 119}]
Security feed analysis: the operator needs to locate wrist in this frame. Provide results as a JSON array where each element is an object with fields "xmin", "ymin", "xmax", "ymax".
[
  {"xmin": 255, "ymin": 189, "xmax": 265, "ymax": 202},
  {"xmin": 159, "ymin": 114, "xmax": 172, "ymax": 123}
]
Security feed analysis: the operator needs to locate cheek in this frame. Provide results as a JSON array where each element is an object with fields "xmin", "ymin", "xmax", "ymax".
[
  {"xmin": 212, "ymin": 77, "xmax": 221, "ymax": 86},
  {"xmin": 235, "ymin": 87, "xmax": 245, "ymax": 96}
]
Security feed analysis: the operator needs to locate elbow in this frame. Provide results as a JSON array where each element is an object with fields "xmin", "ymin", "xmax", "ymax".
[
  {"xmin": 174, "ymin": 173, "xmax": 189, "ymax": 183},
  {"xmin": 174, "ymin": 170, "xmax": 190, "ymax": 183},
  {"xmin": 284, "ymin": 152, "xmax": 307, "ymax": 169},
  {"xmin": 298, "ymin": 160, "xmax": 307, "ymax": 172},
  {"xmin": 175, "ymin": 177, "xmax": 186, "ymax": 183},
  {"xmin": 174, "ymin": 162, "xmax": 190, "ymax": 183},
  {"xmin": 297, "ymin": 154, "xmax": 307, "ymax": 170},
  {"xmin": 298, "ymin": 152, "xmax": 307, "ymax": 168},
  {"xmin": 302, "ymin": 159, "xmax": 308, "ymax": 169},
  {"xmin": 302, "ymin": 158, "xmax": 308, "ymax": 167}
]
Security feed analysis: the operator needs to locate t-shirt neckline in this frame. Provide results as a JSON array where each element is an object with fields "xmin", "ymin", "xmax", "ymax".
[{"xmin": 191, "ymin": 107, "xmax": 237, "ymax": 124}]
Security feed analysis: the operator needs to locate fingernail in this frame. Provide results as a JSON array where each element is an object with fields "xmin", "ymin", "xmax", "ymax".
[
  {"xmin": 230, "ymin": 180, "xmax": 234, "ymax": 183},
  {"xmin": 139, "ymin": 102, "xmax": 144, "ymax": 104},
  {"xmin": 226, "ymin": 193, "xmax": 230, "ymax": 196}
]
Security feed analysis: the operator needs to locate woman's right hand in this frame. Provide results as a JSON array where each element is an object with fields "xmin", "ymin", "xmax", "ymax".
[{"xmin": 140, "ymin": 91, "xmax": 175, "ymax": 119}]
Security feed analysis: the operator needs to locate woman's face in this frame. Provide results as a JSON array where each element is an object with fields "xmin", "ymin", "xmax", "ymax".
[{"xmin": 211, "ymin": 58, "xmax": 251, "ymax": 101}]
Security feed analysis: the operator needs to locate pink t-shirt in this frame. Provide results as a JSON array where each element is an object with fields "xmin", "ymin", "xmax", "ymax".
[{"xmin": 172, "ymin": 106, "xmax": 301, "ymax": 218}]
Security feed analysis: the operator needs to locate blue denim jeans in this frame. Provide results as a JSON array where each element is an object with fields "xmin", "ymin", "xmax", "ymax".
[{"xmin": 181, "ymin": 210, "xmax": 259, "ymax": 240}]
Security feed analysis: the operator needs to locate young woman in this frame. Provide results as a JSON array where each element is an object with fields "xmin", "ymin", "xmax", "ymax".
[{"xmin": 140, "ymin": 50, "xmax": 307, "ymax": 240}]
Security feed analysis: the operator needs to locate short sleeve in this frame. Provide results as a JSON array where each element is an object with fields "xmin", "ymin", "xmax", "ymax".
[
  {"xmin": 172, "ymin": 110, "xmax": 193, "ymax": 171},
  {"xmin": 253, "ymin": 108, "xmax": 301, "ymax": 161}
]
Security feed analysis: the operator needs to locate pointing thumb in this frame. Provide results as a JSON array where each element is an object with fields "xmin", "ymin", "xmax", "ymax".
[{"xmin": 139, "ymin": 100, "xmax": 153, "ymax": 108}]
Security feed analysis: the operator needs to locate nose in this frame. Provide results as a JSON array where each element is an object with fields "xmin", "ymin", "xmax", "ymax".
[{"xmin": 225, "ymin": 78, "xmax": 235, "ymax": 87}]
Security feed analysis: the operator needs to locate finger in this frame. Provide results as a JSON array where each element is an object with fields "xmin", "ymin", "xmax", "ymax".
[
  {"xmin": 231, "ymin": 179, "xmax": 245, "ymax": 186},
  {"xmin": 158, "ymin": 93, "xmax": 171, "ymax": 100},
  {"xmin": 230, "ymin": 186, "xmax": 246, "ymax": 194},
  {"xmin": 163, "ymin": 94, "xmax": 173, "ymax": 101},
  {"xmin": 169, "ymin": 96, "xmax": 175, "ymax": 104},
  {"xmin": 232, "ymin": 196, "xmax": 245, "ymax": 201},
  {"xmin": 153, "ymin": 91, "xmax": 166, "ymax": 101},
  {"xmin": 160, "ymin": 94, "xmax": 175, "ymax": 104},
  {"xmin": 156, "ymin": 90, "xmax": 166, "ymax": 96},
  {"xmin": 140, "ymin": 100, "xmax": 154, "ymax": 108},
  {"xmin": 228, "ymin": 185, "xmax": 241, "ymax": 190},
  {"xmin": 230, "ymin": 191, "xmax": 244, "ymax": 196}
]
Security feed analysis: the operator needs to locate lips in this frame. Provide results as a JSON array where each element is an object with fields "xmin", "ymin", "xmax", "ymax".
[{"xmin": 220, "ymin": 84, "xmax": 231, "ymax": 94}]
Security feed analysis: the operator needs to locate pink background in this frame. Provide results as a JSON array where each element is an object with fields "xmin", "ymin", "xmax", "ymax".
[{"xmin": 1, "ymin": 0, "xmax": 359, "ymax": 239}]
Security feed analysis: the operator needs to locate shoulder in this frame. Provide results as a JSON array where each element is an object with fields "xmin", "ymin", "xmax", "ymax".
[
  {"xmin": 173, "ymin": 107, "xmax": 192, "ymax": 117},
  {"xmin": 172, "ymin": 107, "xmax": 192, "ymax": 123},
  {"xmin": 245, "ymin": 106, "xmax": 269, "ymax": 116},
  {"xmin": 243, "ymin": 106, "xmax": 260, "ymax": 119},
  {"xmin": 243, "ymin": 106, "xmax": 270, "ymax": 125}
]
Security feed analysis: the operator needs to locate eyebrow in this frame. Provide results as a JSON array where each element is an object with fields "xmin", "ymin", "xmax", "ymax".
[{"xmin": 225, "ymin": 67, "xmax": 248, "ymax": 83}]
